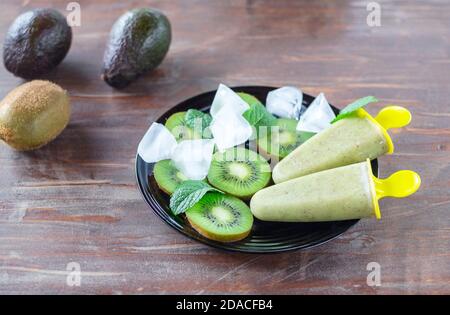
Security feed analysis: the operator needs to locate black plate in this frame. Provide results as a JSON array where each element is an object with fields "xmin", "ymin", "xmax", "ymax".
[{"xmin": 135, "ymin": 86, "xmax": 378, "ymax": 253}]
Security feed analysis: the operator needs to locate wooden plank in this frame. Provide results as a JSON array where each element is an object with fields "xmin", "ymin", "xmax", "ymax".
[{"xmin": 0, "ymin": 0, "xmax": 449, "ymax": 294}]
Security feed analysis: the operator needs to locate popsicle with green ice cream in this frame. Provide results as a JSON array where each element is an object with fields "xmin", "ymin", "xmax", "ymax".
[
  {"xmin": 272, "ymin": 105, "xmax": 412, "ymax": 184},
  {"xmin": 251, "ymin": 159, "xmax": 421, "ymax": 222}
]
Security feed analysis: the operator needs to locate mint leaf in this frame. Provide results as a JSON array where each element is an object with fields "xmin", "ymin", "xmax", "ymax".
[
  {"xmin": 331, "ymin": 96, "xmax": 378, "ymax": 123},
  {"xmin": 185, "ymin": 109, "xmax": 212, "ymax": 131},
  {"xmin": 239, "ymin": 92, "xmax": 276, "ymax": 129},
  {"xmin": 169, "ymin": 180, "xmax": 222, "ymax": 215}
]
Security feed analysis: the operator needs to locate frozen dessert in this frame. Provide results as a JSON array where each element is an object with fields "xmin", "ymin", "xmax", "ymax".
[
  {"xmin": 272, "ymin": 106, "xmax": 411, "ymax": 183},
  {"xmin": 251, "ymin": 160, "xmax": 420, "ymax": 222}
]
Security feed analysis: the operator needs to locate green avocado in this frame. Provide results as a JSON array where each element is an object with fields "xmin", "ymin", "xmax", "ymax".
[
  {"xmin": 3, "ymin": 9, "xmax": 72, "ymax": 79},
  {"xmin": 102, "ymin": 8, "xmax": 171, "ymax": 89}
]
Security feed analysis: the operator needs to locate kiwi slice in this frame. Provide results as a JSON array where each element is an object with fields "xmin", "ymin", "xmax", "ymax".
[
  {"xmin": 153, "ymin": 159, "xmax": 188, "ymax": 195},
  {"xmin": 207, "ymin": 147, "xmax": 271, "ymax": 199},
  {"xmin": 165, "ymin": 111, "xmax": 201, "ymax": 141},
  {"xmin": 258, "ymin": 118, "xmax": 314, "ymax": 159},
  {"xmin": 186, "ymin": 192, "xmax": 253, "ymax": 242}
]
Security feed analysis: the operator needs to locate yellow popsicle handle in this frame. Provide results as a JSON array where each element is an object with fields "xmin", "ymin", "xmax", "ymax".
[
  {"xmin": 372, "ymin": 170, "xmax": 421, "ymax": 200},
  {"xmin": 374, "ymin": 106, "xmax": 412, "ymax": 130}
]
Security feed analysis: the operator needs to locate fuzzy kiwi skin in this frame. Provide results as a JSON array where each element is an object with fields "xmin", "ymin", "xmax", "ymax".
[
  {"xmin": 0, "ymin": 80, "xmax": 71, "ymax": 151},
  {"xmin": 3, "ymin": 9, "xmax": 72, "ymax": 79}
]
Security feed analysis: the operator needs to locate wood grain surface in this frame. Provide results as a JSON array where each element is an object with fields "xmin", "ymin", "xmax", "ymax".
[{"xmin": 0, "ymin": 0, "xmax": 449, "ymax": 294}]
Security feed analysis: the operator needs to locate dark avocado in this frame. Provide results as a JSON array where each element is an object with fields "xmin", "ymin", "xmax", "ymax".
[
  {"xmin": 102, "ymin": 8, "xmax": 171, "ymax": 89},
  {"xmin": 3, "ymin": 9, "xmax": 72, "ymax": 79}
]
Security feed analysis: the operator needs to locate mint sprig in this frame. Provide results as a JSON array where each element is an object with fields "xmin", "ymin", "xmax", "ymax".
[
  {"xmin": 331, "ymin": 96, "xmax": 379, "ymax": 123},
  {"xmin": 169, "ymin": 180, "xmax": 222, "ymax": 215},
  {"xmin": 239, "ymin": 92, "xmax": 276, "ymax": 127},
  {"xmin": 185, "ymin": 109, "xmax": 212, "ymax": 132}
]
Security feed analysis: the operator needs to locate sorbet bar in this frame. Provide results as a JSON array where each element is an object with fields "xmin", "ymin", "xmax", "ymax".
[{"xmin": 252, "ymin": 161, "xmax": 377, "ymax": 222}]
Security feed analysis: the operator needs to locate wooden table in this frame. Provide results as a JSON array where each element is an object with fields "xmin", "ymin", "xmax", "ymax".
[{"xmin": 1, "ymin": 0, "xmax": 449, "ymax": 295}]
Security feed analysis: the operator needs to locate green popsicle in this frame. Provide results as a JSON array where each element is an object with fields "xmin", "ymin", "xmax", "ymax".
[
  {"xmin": 251, "ymin": 160, "xmax": 421, "ymax": 223},
  {"xmin": 272, "ymin": 106, "xmax": 411, "ymax": 184},
  {"xmin": 252, "ymin": 161, "xmax": 376, "ymax": 222}
]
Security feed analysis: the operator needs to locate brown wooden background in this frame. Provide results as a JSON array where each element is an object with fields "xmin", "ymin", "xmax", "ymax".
[{"xmin": 0, "ymin": 0, "xmax": 449, "ymax": 294}]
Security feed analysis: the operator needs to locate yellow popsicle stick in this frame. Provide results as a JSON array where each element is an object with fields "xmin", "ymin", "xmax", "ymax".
[
  {"xmin": 373, "ymin": 170, "xmax": 421, "ymax": 199},
  {"xmin": 357, "ymin": 106, "xmax": 411, "ymax": 154},
  {"xmin": 374, "ymin": 106, "xmax": 412, "ymax": 130},
  {"xmin": 366, "ymin": 159, "xmax": 421, "ymax": 219}
]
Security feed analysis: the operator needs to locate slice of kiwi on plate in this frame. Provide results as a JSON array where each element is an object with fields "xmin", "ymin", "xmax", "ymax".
[
  {"xmin": 186, "ymin": 192, "xmax": 253, "ymax": 242},
  {"xmin": 165, "ymin": 111, "xmax": 201, "ymax": 141},
  {"xmin": 153, "ymin": 159, "xmax": 188, "ymax": 195},
  {"xmin": 207, "ymin": 147, "xmax": 271, "ymax": 199},
  {"xmin": 258, "ymin": 118, "xmax": 315, "ymax": 159}
]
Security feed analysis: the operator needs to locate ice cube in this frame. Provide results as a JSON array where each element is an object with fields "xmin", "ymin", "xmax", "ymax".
[
  {"xmin": 171, "ymin": 139, "xmax": 215, "ymax": 180},
  {"xmin": 266, "ymin": 86, "xmax": 305, "ymax": 119},
  {"xmin": 209, "ymin": 104, "xmax": 253, "ymax": 152},
  {"xmin": 138, "ymin": 123, "xmax": 177, "ymax": 163},
  {"xmin": 296, "ymin": 93, "xmax": 336, "ymax": 133},
  {"xmin": 210, "ymin": 84, "xmax": 249, "ymax": 118}
]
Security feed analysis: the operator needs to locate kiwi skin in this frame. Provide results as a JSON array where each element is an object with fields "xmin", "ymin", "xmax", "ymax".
[
  {"xmin": 0, "ymin": 80, "xmax": 71, "ymax": 151},
  {"xmin": 187, "ymin": 216, "xmax": 251, "ymax": 243}
]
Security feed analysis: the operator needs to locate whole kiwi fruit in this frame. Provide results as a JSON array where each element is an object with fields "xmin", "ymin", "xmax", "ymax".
[
  {"xmin": 3, "ymin": 8, "xmax": 72, "ymax": 79},
  {"xmin": 0, "ymin": 80, "xmax": 71, "ymax": 151}
]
